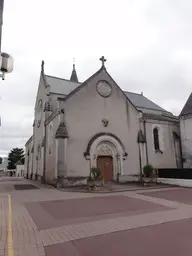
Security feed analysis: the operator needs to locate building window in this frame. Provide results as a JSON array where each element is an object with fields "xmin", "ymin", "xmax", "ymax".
[{"xmin": 153, "ymin": 128, "xmax": 160, "ymax": 151}]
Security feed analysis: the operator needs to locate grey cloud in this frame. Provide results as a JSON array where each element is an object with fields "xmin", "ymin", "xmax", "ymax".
[{"xmin": 1, "ymin": 0, "xmax": 192, "ymax": 155}]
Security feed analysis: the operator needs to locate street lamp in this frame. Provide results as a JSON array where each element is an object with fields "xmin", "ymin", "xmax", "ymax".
[{"xmin": 0, "ymin": 52, "xmax": 13, "ymax": 80}]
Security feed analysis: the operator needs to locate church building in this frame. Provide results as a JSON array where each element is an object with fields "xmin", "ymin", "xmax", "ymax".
[
  {"xmin": 180, "ymin": 93, "xmax": 192, "ymax": 167},
  {"xmin": 24, "ymin": 57, "xmax": 181, "ymax": 186}
]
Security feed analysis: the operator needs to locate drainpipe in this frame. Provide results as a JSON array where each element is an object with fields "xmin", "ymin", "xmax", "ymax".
[
  {"xmin": 42, "ymin": 122, "xmax": 47, "ymax": 183},
  {"xmin": 138, "ymin": 143, "xmax": 142, "ymax": 182},
  {"xmin": 26, "ymin": 152, "xmax": 29, "ymax": 179},
  {"xmin": 143, "ymin": 119, "xmax": 149, "ymax": 164},
  {"xmin": 138, "ymin": 112, "xmax": 143, "ymax": 182}
]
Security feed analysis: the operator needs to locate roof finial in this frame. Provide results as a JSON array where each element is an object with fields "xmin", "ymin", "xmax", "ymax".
[
  {"xmin": 73, "ymin": 57, "xmax": 75, "ymax": 70},
  {"xmin": 41, "ymin": 60, "xmax": 44, "ymax": 73},
  {"xmin": 70, "ymin": 58, "xmax": 79, "ymax": 82},
  {"xmin": 99, "ymin": 56, "xmax": 107, "ymax": 68}
]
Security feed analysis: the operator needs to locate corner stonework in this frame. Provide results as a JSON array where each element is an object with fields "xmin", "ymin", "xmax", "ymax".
[{"xmin": 55, "ymin": 122, "xmax": 68, "ymax": 188}]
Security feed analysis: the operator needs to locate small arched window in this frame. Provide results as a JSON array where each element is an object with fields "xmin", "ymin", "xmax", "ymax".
[{"xmin": 153, "ymin": 128, "xmax": 160, "ymax": 151}]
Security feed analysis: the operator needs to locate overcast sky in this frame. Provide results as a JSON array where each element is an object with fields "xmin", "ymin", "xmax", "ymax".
[{"xmin": 0, "ymin": 0, "xmax": 192, "ymax": 156}]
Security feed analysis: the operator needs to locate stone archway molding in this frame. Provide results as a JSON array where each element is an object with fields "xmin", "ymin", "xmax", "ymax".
[{"xmin": 84, "ymin": 132, "xmax": 127, "ymax": 159}]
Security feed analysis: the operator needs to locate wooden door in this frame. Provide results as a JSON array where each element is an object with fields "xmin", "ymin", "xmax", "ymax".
[{"xmin": 97, "ymin": 156, "xmax": 113, "ymax": 181}]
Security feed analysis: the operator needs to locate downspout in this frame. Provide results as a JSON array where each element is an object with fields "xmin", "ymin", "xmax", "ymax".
[
  {"xmin": 31, "ymin": 149, "xmax": 33, "ymax": 180},
  {"xmin": 138, "ymin": 112, "xmax": 143, "ymax": 181},
  {"xmin": 31, "ymin": 151, "xmax": 33, "ymax": 179},
  {"xmin": 138, "ymin": 143, "xmax": 142, "ymax": 182},
  {"xmin": 143, "ymin": 119, "xmax": 149, "ymax": 164},
  {"xmin": 42, "ymin": 121, "xmax": 47, "ymax": 183},
  {"xmin": 26, "ymin": 152, "xmax": 29, "ymax": 179}
]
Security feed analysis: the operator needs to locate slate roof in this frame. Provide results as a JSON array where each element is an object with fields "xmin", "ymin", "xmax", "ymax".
[
  {"xmin": 45, "ymin": 74, "xmax": 168, "ymax": 113},
  {"xmin": 125, "ymin": 92, "xmax": 166, "ymax": 112},
  {"xmin": 180, "ymin": 93, "xmax": 192, "ymax": 116},
  {"xmin": 142, "ymin": 113, "xmax": 179, "ymax": 122},
  {"xmin": 45, "ymin": 75, "xmax": 80, "ymax": 95}
]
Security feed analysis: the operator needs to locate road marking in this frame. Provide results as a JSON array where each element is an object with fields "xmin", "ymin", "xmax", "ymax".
[{"xmin": 7, "ymin": 194, "xmax": 14, "ymax": 256}]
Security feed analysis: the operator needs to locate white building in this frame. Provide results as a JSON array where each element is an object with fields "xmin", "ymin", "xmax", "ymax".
[{"xmin": 25, "ymin": 57, "xmax": 181, "ymax": 187}]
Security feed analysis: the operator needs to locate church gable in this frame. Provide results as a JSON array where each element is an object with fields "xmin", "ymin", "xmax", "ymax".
[
  {"xmin": 60, "ymin": 57, "xmax": 141, "ymax": 146},
  {"xmin": 44, "ymin": 59, "xmax": 171, "ymax": 117},
  {"xmin": 63, "ymin": 56, "xmax": 138, "ymax": 113}
]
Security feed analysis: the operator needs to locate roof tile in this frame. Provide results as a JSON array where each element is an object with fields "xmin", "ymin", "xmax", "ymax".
[{"xmin": 180, "ymin": 93, "xmax": 192, "ymax": 116}]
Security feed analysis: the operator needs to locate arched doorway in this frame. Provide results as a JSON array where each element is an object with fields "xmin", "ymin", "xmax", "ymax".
[
  {"xmin": 90, "ymin": 138, "xmax": 126, "ymax": 180},
  {"xmin": 97, "ymin": 155, "xmax": 113, "ymax": 181}
]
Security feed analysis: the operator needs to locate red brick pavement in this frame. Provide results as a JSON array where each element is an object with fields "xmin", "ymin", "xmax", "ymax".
[
  {"xmin": 1, "ymin": 178, "xmax": 192, "ymax": 256},
  {"xmin": 25, "ymin": 195, "xmax": 171, "ymax": 229},
  {"xmin": 45, "ymin": 218, "xmax": 192, "ymax": 256},
  {"xmin": 140, "ymin": 188, "xmax": 192, "ymax": 204}
]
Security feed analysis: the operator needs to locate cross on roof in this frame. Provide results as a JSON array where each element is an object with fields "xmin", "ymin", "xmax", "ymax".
[{"xmin": 99, "ymin": 56, "xmax": 107, "ymax": 67}]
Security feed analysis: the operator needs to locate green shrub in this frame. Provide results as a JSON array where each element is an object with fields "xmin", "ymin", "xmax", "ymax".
[
  {"xmin": 143, "ymin": 164, "xmax": 153, "ymax": 178},
  {"xmin": 89, "ymin": 167, "xmax": 102, "ymax": 180}
]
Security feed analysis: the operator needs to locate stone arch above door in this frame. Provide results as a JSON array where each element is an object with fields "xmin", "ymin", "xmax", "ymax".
[
  {"xmin": 84, "ymin": 132, "xmax": 127, "ymax": 160},
  {"xmin": 86, "ymin": 134, "xmax": 127, "ymax": 178}
]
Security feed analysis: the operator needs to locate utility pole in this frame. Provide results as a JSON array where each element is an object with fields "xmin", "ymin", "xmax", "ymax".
[
  {"xmin": 0, "ymin": 0, "xmax": 13, "ymax": 80},
  {"xmin": 0, "ymin": 0, "xmax": 13, "ymax": 159},
  {"xmin": 0, "ymin": 0, "xmax": 4, "ymax": 53}
]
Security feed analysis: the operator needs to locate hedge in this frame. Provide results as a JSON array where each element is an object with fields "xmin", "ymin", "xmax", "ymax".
[{"xmin": 158, "ymin": 168, "xmax": 192, "ymax": 179}]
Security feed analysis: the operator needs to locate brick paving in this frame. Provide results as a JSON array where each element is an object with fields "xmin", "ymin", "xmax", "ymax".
[
  {"xmin": 44, "ymin": 218, "xmax": 192, "ymax": 256},
  {"xmin": 140, "ymin": 187, "xmax": 192, "ymax": 204},
  {"xmin": 25, "ymin": 195, "xmax": 171, "ymax": 229},
  {"xmin": 1, "ymin": 178, "xmax": 192, "ymax": 255}
]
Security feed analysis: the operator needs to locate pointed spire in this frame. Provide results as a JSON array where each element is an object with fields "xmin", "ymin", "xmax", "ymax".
[
  {"xmin": 70, "ymin": 59, "xmax": 79, "ymax": 82},
  {"xmin": 41, "ymin": 60, "xmax": 45, "ymax": 74}
]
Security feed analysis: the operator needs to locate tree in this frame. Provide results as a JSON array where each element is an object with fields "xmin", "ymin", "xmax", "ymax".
[
  {"xmin": 7, "ymin": 148, "xmax": 25, "ymax": 170},
  {"xmin": 0, "ymin": 157, "xmax": 2, "ymax": 164}
]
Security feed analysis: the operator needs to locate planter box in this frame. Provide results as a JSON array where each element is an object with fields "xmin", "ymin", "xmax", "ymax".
[
  {"xmin": 142, "ymin": 176, "xmax": 157, "ymax": 186},
  {"xmin": 87, "ymin": 180, "xmax": 104, "ymax": 191}
]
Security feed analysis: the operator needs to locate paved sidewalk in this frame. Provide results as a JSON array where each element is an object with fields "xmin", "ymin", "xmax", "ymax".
[{"xmin": 1, "ymin": 178, "xmax": 192, "ymax": 255}]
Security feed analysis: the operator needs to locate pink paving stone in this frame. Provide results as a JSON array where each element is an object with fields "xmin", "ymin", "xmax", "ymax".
[
  {"xmin": 25, "ymin": 195, "xmax": 170, "ymax": 230},
  {"xmin": 44, "ymin": 218, "xmax": 192, "ymax": 256},
  {"xmin": 141, "ymin": 188, "xmax": 192, "ymax": 203}
]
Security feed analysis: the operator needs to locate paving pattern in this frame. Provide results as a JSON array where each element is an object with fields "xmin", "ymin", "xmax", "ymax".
[
  {"xmin": 44, "ymin": 218, "xmax": 192, "ymax": 256},
  {"xmin": 25, "ymin": 195, "xmax": 170, "ymax": 229},
  {"xmin": 1, "ymin": 178, "xmax": 192, "ymax": 255}
]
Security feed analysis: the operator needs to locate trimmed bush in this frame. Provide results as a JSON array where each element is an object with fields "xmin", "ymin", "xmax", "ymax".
[{"xmin": 143, "ymin": 164, "xmax": 153, "ymax": 178}]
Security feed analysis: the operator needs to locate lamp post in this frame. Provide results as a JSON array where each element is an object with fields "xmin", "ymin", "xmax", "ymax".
[{"xmin": 0, "ymin": 0, "xmax": 14, "ymax": 80}]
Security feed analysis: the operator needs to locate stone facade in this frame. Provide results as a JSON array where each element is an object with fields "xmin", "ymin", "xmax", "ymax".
[
  {"xmin": 179, "ymin": 93, "xmax": 192, "ymax": 167},
  {"xmin": 180, "ymin": 115, "xmax": 192, "ymax": 167},
  {"xmin": 24, "ymin": 58, "xmax": 181, "ymax": 186}
]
